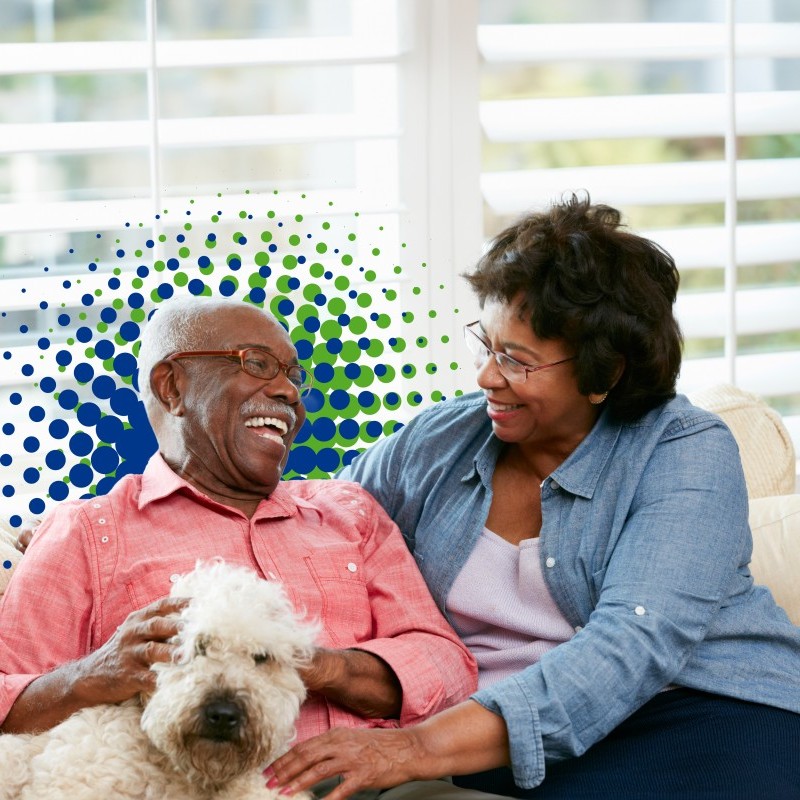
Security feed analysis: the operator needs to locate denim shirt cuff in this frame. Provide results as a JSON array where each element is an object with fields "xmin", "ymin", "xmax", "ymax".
[{"xmin": 472, "ymin": 678, "xmax": 545, "ymax": 790}]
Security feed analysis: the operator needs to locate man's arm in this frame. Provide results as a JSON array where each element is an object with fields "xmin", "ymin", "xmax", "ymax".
[{"xmin": 1, "ymin": 595, "xmax": 185, "ymax": 734}]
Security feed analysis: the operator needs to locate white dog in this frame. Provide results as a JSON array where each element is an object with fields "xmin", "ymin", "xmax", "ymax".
[{"xmin": 0, "ymin": 561, "xmax": 318, "ymax": 800}]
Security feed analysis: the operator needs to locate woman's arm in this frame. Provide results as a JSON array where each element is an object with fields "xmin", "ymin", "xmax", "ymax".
[{"xmin": 268, "ymin": 699, "xmax": 510, "ymax": 800}]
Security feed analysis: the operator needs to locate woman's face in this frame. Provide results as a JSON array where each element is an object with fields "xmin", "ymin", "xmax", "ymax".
[{"xmin": 474, "ymin": 297, "xmax": 600, "ymax": 452}]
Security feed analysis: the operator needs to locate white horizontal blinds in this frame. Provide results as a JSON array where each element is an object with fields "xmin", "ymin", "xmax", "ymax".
[{"xmin": 477, "ymin": 0, "xmax": 800, "ymax": 452}]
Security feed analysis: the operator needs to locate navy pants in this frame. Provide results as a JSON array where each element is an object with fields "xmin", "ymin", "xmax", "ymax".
[{"xmin": 453, "ymin": 689, "xmax": 800, "ymax": 799}]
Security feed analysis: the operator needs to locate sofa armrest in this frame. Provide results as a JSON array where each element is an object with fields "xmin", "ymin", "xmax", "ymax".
[{"xmin": 749, "ymin": 494, "xmax": 800, "ymax": 626}]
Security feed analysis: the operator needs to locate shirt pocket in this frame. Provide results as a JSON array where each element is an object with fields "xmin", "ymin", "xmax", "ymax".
[
  {"xmin": 125, "ymin": 561, "xmax": 200, "ymax": 610},
  {"xmin": 303, "ymin": 544, "xmax": 372, "ymax": 648}
]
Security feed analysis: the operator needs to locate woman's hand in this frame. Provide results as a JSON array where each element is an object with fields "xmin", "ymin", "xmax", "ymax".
[
  {"xmin": 267, "ymin": 700, "xmax": 511, "ymax": 800},
  {"xmin": 267, "ymin": 727, "xmax": 425, "ymax": 800}
]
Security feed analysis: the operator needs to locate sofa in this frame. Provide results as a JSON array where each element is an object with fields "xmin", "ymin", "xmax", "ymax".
[{"xmin": 1, "ymin": 384, "xmax": 798, "ymax": 625}]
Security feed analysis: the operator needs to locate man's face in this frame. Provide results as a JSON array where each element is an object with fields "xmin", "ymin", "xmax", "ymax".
[{"xmin": 175, "ymin": 306, "xmax": 307, "ymax": 499}]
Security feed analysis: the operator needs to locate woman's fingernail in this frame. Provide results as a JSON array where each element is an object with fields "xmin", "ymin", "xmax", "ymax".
[
  {"xmin": 266, "ymin": 776, "xmax": 279, "ymax": 789},
  {"xmin": 279, "ymin": 786, "xmax": 295, "ymax": 796}
]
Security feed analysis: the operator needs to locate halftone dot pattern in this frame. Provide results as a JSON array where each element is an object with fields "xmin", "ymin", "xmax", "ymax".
[{"xmin": 0, "ymin": 196, "xmax": 466, "ymax": 524}]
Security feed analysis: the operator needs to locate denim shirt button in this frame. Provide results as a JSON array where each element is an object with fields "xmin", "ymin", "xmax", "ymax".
[
  {"xmin": 545, "ymin": 557, "xmax": 556, "ymax": 568},
  {"xmin": 574, "ymin": 625, "xmax": 583, "ymax": 632},
  {"xmin": 634, "ymin": 605, "xmax": 646, "ymax": 616}
]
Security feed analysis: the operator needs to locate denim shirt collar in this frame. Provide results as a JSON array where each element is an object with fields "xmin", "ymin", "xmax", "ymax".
[{"xmin": 461, "ymin": 407, "xmax": 624, "ymax": 500}]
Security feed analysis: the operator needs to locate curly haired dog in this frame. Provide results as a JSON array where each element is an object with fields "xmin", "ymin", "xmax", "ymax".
[{"xmin": 0, "ymin": 561, "xmax": 318, "ymax": 800}]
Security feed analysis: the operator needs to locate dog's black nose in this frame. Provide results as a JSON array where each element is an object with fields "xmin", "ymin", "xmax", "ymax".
[{"xmin": 201, "ymin": 700, "xmax": 244, "ymax": 741}]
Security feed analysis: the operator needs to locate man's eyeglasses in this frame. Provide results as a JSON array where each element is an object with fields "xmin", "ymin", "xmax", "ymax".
[
  {"xmin": 463, "ymin": 321, "xmax": 575, "ymax": 384},
  {"xmin": 165, "ymin": 349, "xmax": 312, "ymax": 396}
]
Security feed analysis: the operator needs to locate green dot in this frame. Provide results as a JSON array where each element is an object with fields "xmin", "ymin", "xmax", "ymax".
[
  {"xmin": 339, "ymin": 341, "xmax": 361, "ymax": 362},
  {"xmin": 154, "ymin": 260, "xmax": 165, "ymax": 272},
  {"xmin": 328, "ymin": 297, "xmax": 346, "ymax": 316},
  {"xmin": 289, "ymin": 234, "xmax": 301, "ymax": 246},
  {"xmin": 334, "ymin": 276, "xmax": 350, "ymax": 291},
  {"xmin": 97, "ymin": 322, "xmax": 107, "ymax": 333},
  {"xmin": 178, "ymin": 246, "xmax": 190, "ymax": 258},
  {"xmin": 248, "ymin": 272, "xmax": 267, "ymax": 289},
  {"xmin": 174, "ymin": 273, "xmax": 188, "ymax": 287},
  {"xmin": 385, "ymin": 289, "xmax": 397, "ymax": 301},
  {"xmin": 402, "ymin": 312, "xmax": 415, "ymax": 323},
  {"xmin": 320, "ymin": 320, "xmax": 343, "ymax": 340},
  {"xmin": 347, "ymin": 233, "xmax": 356, "ymax": 241},
  {"xmin": 393, "ymin": 266, "xmax": 402, "ymax": 274},
  {"xmin": 341, "ymin": 254, "xmax": 353, "ymax": 266},
  {"xmin": 426, "ymin": 363, "xmax": 438, "ymax": 374},
  {"xmin": 406, "ymin": 391, "xmax": 423, "ymax": 407},
  {"xmin": 412, "ymin": 286, "xmax": 421, "ymax": 295},
  {"xmin": 255, "ymin": 251, "xmax": 270, "ymax": 267},
  {"xmin": 297, "ymin": 303, "xmax": 319, "ymax": 323},
  {"xmin": 364, "ymin": 270, "xmax": 376, "ymax": 282},
  {"xmin": 375, "ymin": 365, "xmax": 396, "ymax": 383},
  {"xmin": 449, "ymin": 361, "xmax": 459, "ymax": 371},
  {"xmin": 206, "ymin": 237, "xmax": 217, "ymax": 248},
  {"xmin": 390, "ymin": 337, "xmax": 406, "ymax": 353},
  {"xmin": 316, "ymin": 242, "xmax": 328, "ymax": 254},
  {"xmin": 131, "ymin": 309, "xmax": 145, "ymax": 323},
  {"xmin": 356, "ymin": 293, "xmax": 372, "ymax": 309},
  {"xmin": 375, "ymin": 314, "xmax": 391, "ymax": 329},
  {"xmin": 353, "ymin": 365, "xmax": 375, "ymax": 388},
  {"xmin": 283, "ymin": 254, "xmax": 298, "ymax": 269},
  {"xmin": 441, "ymin": 334, "xmax": 450, "ymax": 343},
  {"xmin": 416, "ymin": 336, "xmax": 428, "ymax": 348},
  {"xmin": 112, "ymin": 299, "xmax": 124, "ymax": 310},
  {"xmin": 366, "ymin": 340, "xmax": 384, "ymax": 358},
  {"xmin": 372, "ymin": 248, "xmax": 380, "ymax": 256},
  {"xmin": 428, "ymin": 310, "xmax": 437, "ymax": 318},
  {"xmin": 348, "ymin": 316, "xmax": 367, "ymax": 335},
  {"xmin": 261, "ymin": 230, "xmax": 273, "ymax": 242},
  {"xmin": 302, "ymin": 283, "xmax": 321, "ymax": 302},
  {"xmin": 431, "ymin": 390, "xmax": 445, "ymax": 402},
  {"xmin": 402, "ymin": 364, "xmax": 417, "ymax": 379},
  {"xmin": 312, "ymin": 342, "xmax": 336, "ymax": 366},
  {"xmin": 275, "ymin": 275, "xmax": 293, "ymax": 293},
  {"xmin": 322, "ymin": 221, "xmax": 330, "ymax": 230}
]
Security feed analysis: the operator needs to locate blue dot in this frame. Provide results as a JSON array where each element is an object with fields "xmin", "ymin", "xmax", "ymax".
[
  {"xmin": 95, "ymin": 339, "xmax": 115, "ymax": 360},
  {"xmin": 358, "ymin": 391, "xmax": 375, "ymax": 407},
  {"xmin": 48, "ymin": 480, "xmax": 70, "ymax": 501},
  {"xmin": 49, "ymin": 419, "xmax": 69, "ymax": 439},
  {"xmin": 74, "ymin": 363, "xmax": 95, "ymax": 384},
  {"xmin": 329, "ymin": 390, "xmax": 350, "ymax": 411},
  {"xmin": 219, "ymin": 280, "xmax": 236, "ymax": 297},
  {"xmin": 325, "ymin": 339, "xmax": 343, "ymax": 355},
  {"xmin": 100, "ymin": 307, "xmax": 117, "ymax": 324},
  {"xmin": 113, "ymin": 353, "xmax": 137, "ymax": 378},
  {"xmin": 55, "ymin": 349, "xmax": 72, "ymax": 367},
  {"xmin": 2, "ymin": 485, "xmax": 14, "ymax": 498},
  {"xmin": 207, "ymin": 233, "xmax": 217, "ymax": 242},
  {"xmin": 303, "ymin": 317, "xmax": 320, "ymax": 333},
  {"xmin": 137, "ymin": 265, "xmax": 150, "ymax": 278},
  {"xmin": 23, "ymin": 436, "xmax": 40, "ymax": 453},
  {"xmin": 311, "ymin": 417, "xmax": 336, "ymax": 442},
  {"xmin": 285, "ymin": 446, "xmax": 316, "ymax": 475},
  {"xmin": 37, "ymin": 337, "xmax": 51, "ymax": 350},
  {"xmin": 259, "ymin": 266, "xmax": 272, "ymax": 278},
  {"xmin": 344, "ymin": 363, "xmax": 361, "ymax": 379},
  {"xmin": 268, "ymin": 243, "xmax": 278, "ymax": 253},
  {"xmin": 228, "ymin": 257, "xmax": 241, "ymax": 270},
  {"xmin": 278, "ymin": 299, "xmax": 295, "ymax": 315},
  {"xmin": 110, "ymin": 388, "xmax": 138, "ymax": 415},
  {"xmin": 77, "ymin": 402, "xmax": 101, "ymax": 427},
  {"xmin": 339, "ymin": 419, "xmax": 359, "ymax": 439},
  {"xmin": 2, "ymin": 561, "xmax": 11, "ymax": 570},
  {"xmin": 81, "ymin": 294, "xmax": 94, "ymax": 307},
  {"xmin": 358, "ymin": 338, "xmax": 371, "ymax": 350},
  {"xmin": 28, "ymin": 498, "xmax": 45, "ymax": 515},
  {"xmin": 91, "ymin": 446, "xmax": 120, "ymax": 474},
  {"xmin": 68, "ymin": 463, "xmax": 94, "ymax": 488},
  {"xmin": 23, "ymin": 468, "xmax": 39, "ymax": 485},
  {"xmin": 313, "ymin": 363, "xmax": 335, "ymax": 383},
  {"xmin": 92, "ymin": 376, "xmax": 117, "ymax": 400},
  {"xmin": 29, "ymin": 406, "xmax": 46, "ymax": 422},
  {"xmin": 0, "ymin": 454, "xmax": 11, "ymax": 466},
  {"xmin": 249, "ymin": 287, "xmax": 266, "ymax": 304},
  {"xmin": 342, "ymin": 450, "xmax": 361, "ymax": 467},
  {"xmin": 167, "ymin": 257, "xmax": 180, "ymax": 271},
  {"xmin": 2, "ymin": 423, "xmax": 14, "ymax": 435},
  {"xmin": 95, "ymin": 476, "xmax": 118, "ymax": 496},
  {"xmin": 9, "ymin": 393, "xmax": 21, "ymax": 405},
  {"xmin": 76, "ymin": 326, "xmax": 93, "ymax": 343},
  {"xmin": 198, "ymin": 256, "xmax": 211, "ymax": 268},
  {"xmin": 118, "ymin": 321, "xmax": 140, "ymax": 343},
  {"xmin": 21, "ymin": 364, "xmax": 34, "ymax": 377},
  {"xmin": 96, "ymin": 415, "xmax": 124, "ymax": 443},
  {"xmin": 58, "ymin": 313, "xmax": 71, "ymax": 326},
  {"xmin": 128, "ymin": 292, "xmax": 145, "ymax": 309},
  {"xmin": 316, "ymin": 448, "xmax": 340, "ymax": 473},
  {"xmin": 348, "ymin": 290, "xmax": 357, "ymax": 299},
  {"xmin": 296, "ymin": 340, "xmax": 313, "ymax": 360},
  {"xmin": 287, "ymin": 277, "xmax": 301, "ymax": 290},
  {"xmin": 116, "ymin": 249, "xmax": 125, "ymax": 258},
  {"xmin": 8, "ymin": 515, "xmax": 21, "ymax": 528},
  {"xmin": 58, "ymin": 390, "xmax": 79, "ymax": 410},
  {"xmin": 314, "ymin": 293, "xmax": 327, "ymax": 307},
  {"xmin": 386, "ymin": 392, "xmax": 400, "ymax": 405},
  {"xmin": 69, "ymin": 432, "xmax": 94, "ymax": 457},
  {"xmin": 188, "ymin": 279, "xmax": 206, "ymax": 295},
  {"xmin": 337, "ymin": 314, "xmax": 351, "ymax": 326},
  {"xmin": 45, "ymin": 449, "xmax": 67, "ymax": 470},
  {"xmin": 292, "ymin": 419, "xmax": 312, "ymax": 444},
  {"xmin": 302, "ymin": 388, "xmax": 324, "ymax": 414},
  {"xmin": 366, "ymin": 420, "xmax": 383, "ymax": 437}
]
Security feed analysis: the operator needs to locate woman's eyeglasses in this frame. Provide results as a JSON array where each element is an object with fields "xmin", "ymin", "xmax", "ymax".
[{"xmin": 463, "ymin": 321, "xmax": 575, "ymax": 384}]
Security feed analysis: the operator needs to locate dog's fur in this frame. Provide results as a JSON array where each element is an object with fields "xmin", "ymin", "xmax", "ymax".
[{"xmin": 0, "ymin": 561, "xmax": 318, "ymax": 799}]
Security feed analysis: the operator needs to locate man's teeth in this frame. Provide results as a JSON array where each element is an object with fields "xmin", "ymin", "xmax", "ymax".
[{"xmin": 244, "ymin": 416, "xmax": 288, "ymax": 435}]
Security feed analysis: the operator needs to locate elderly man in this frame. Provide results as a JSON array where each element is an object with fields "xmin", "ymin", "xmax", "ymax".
[{"xmin": 0, "ymin": 298, "xmax": 477, "ymax": 737}]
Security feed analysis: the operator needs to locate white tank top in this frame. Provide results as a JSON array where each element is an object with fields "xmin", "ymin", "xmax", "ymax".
[{"xmin": 446, "ymin": 527, "xmax": 576, "ymax": 690}]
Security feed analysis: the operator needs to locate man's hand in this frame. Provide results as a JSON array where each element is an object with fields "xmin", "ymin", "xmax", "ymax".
[
  {"xmin": 267, "ymin": 727, "xmax": 425, "ymax": 800},
  {"xmin": 1, "ymin": 594, "xmax": 187, "ymax": 734},
  {"xmin": 14, "ymin": 519, "xmax": 40, "ymax": 553}
]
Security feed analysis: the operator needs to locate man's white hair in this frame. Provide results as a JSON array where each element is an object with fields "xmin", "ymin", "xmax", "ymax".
[{"xmin": 136, "ymin": 297, "xmax": 261, "ymax": 408}]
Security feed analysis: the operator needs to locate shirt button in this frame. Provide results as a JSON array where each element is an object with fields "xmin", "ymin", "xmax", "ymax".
[
  {"xmin": 268, "ymin": 571, "xmax": 277, "ymax": 580},
  {"xmin": 100, "ymin": 536, "xmax": 109, "ymax": 544},
  {"xmin": 347, "ymin": 562, "xmax": 358, "ymax": 573},
  {"xmin": 545, "ymin": 557, "xmax": 556, "ymax": 568},
  {"xmin": 92, "ymin": 503, "xmax": 101, "ymax": 509},
  {"xmin": 170, "ymin": 573, "xmax": 181, "ymax": 583},
  {"xmin": 634, "ymin": 605, "xmax": 646, "ymax": 616},
  {"xmin": 575, "ymin": 625, "xmax": 583, "ymax": 632},
  {"xmin": 97, "ymin": 518, "xmax": 106, "ymax": 525}
]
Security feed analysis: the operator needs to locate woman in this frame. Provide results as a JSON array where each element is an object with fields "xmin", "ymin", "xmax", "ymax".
[{"xmin": 269, "ymin": 195, "xmax": 800, "ymax": 799}]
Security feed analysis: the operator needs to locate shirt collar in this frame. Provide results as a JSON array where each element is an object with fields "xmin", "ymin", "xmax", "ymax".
[
  {"xmin": 458, "ymin": 407, "xmax": 624, "ymax": 500},
  {"xmin": 138, "ymin": 452, "xmax": 300, "ymax": 519}
]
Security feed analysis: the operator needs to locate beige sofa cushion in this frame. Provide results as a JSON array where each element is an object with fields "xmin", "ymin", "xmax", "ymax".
[
  {"xmin": 689, "ymin": 384, "xmax": 796, "ymax": 499},
  {"xmin": 749, "ymin": 494, "xmax": 800, "ymax": 626}
]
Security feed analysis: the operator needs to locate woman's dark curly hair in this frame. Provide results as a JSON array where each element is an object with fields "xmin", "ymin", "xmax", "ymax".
[{"xmin": 463, "ymin": 193, "xmax": 683, "ymax": 422}]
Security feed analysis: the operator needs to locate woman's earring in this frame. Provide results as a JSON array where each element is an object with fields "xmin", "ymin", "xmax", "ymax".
[{"xmin": 589, "ymin": 391, "xmax": 609, "ymax": 405}]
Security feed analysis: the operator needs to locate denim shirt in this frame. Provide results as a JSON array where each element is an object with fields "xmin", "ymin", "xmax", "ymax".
[{"xmin": 339, "ymin": 391, "xmax": 800, "ymax": 790}]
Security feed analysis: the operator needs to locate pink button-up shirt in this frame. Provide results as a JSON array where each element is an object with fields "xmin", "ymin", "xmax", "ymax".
[{"xmin": 0, "ymin": 454, "xmax": 477, "ymax": 737}]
